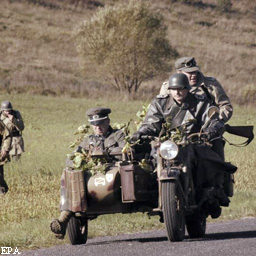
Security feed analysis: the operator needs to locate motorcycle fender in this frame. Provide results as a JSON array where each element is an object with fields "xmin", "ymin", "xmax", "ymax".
[
  {"xmin": 87, "ymin": 166, "xmax": 120, "ymax": 203},
  {"xmin": 160, "ymin": 168, "xmax": 181, "ymax": 181}
]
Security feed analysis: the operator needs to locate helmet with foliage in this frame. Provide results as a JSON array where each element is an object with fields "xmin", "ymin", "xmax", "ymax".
[
  {"xmin": 168, "ymin": 73, "xmax": 191, "ymax": 90},
  {"xmin": 1, "ymin": 100, "xmax": 13, "ymax": 111}
]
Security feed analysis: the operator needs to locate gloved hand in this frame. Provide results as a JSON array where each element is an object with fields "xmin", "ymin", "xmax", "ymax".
[
  {"xmin": 204, "ymin": 118, "xmax": 225, "ymax": 141},
  {"xmin": 0, "ymin": 150, "xmax": 8, "ymax": 161},
  {"xmin": 204, "ymin": 126, "xmax": 220, "ymax": 141},
  {"xmin": 129, "ymin": 131, "xmax": 142, "ymax": 144}
]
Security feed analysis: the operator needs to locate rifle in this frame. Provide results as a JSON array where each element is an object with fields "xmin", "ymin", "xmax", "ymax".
[{"xmin": 225, "ymin": 124, "xmax": 254, "ymax": 146}]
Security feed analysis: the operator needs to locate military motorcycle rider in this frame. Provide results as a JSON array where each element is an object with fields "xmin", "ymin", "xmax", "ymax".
[
  {"xmin": 159, "ymin": 57, "xmax": 233, "ymax": 123},
  {"xmin": 131, "ymin": 73, "xmax": 236, "ymax": 218},
  {"xmin": 0, "ymin": 100, "xmax": 25, "ymax": 161},
  {"xmin": 159, "ymin": 57, "xmax": 232, "ymax": 160},
  {"xmin": 50, "ymin": 107, "xmax": 126, "ymax": 239}
]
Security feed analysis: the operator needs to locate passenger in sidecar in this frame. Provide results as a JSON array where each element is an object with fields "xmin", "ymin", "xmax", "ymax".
[{"xmin": 50, "ymin": 107, "xmax": 126, "ymax": 239}]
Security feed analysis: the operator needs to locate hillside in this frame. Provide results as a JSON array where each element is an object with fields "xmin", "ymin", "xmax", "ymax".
[{"xmin": 0, "ymin": 0, "xmax": 255, "ymax": 103}]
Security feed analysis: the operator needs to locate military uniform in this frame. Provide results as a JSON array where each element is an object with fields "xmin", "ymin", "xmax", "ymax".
[
  {"xmin": 134, "ymin": 90, "xmax": 231, "ymax": 189},
  {"xmin": 132, "ymin": 73, "xmax": 235, "ymax": 215},
  {"xmin": 0, "ymin": 120, "xmax": 11, "ymax": 194},
  {"xmin": 137, "ymin": 92, "xmax": 224, "ymax": 138},
  {"xmin": 66, "ymin": 108, "xmax": 126, "ymax": 167},
  {"xmin": 1, "ymin": 110, "xmax": 25, "ymax": 160},
  {"xmin": 158, "ymin": 57, "xmax": 233, "ymax": 123},
  {"xmin": 51, "ymin": 107, "xmax": 126, "ymax": 239},
  {"xmin": 76, "ymin": 127, "xmax": 125, "ymax": 154}
]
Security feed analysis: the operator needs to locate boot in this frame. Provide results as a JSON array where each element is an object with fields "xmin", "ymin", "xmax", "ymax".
[
  {"xmin": 0, "ymin": 166, "xmax": 8, "ymax": 195},
  {"xmin": 217, "ymin": 188, "xmax": 230, "ymax": 207},
  {"xmin": 209, "ymin": 201, "xmax": 222, "ymax": 219},
  {"xmin": 50, "ymin": 210, "xmax": 72, "ymax": 239},
  {"xmin": 215, "ymin": 173, "xmax": 230, "ymax": 207}
]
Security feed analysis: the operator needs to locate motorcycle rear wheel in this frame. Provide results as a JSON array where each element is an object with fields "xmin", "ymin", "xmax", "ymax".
[
  {"xmin": 67, "ymin": 216, "xmax": 88, "ymax": 245},
  {"xmin": 186, "ymin": 216, "xmax": 206, "ymax": 238},
  {"xmin": 162, "ymin": 180, "xmax": 185, "ymax": 242}
]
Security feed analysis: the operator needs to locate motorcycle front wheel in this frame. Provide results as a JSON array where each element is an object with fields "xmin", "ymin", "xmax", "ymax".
[
  {"xmin": 67, "ymin": 216, "xmax": 88, "ymax": 245},
  {"xmin": 162, "ymin": 180, "xmax": 185, "ymax": 242}
]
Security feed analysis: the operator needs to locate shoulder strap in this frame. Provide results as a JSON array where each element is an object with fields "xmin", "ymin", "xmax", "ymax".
[
  {"xmin": 200, "ymin": 85, "xmax": 214, "ymax": 104},
  {"xmin": 167, "ymin": 104, "xmax": 188, "ymax": 131}
]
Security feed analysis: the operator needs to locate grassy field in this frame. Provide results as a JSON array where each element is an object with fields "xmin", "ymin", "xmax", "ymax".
[
  {"xmin": 0, "ymin": 0, "xmax": 256, "ymax": 103},
  {"xmin": 0, "ymin": 0, "xmax": 255, "ymax": 251},
  {"xmin": 0, "ymin": 94, "xmax": 255, "ymax": 250}
]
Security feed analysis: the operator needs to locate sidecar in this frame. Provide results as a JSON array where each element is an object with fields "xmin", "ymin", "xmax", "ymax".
[{"xmin": 61, "ymin": 154, "xmax": 158, "ymax": 245}]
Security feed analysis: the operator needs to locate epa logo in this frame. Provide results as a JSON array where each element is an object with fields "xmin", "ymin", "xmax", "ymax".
[{"xmin": 1, "ymin": 247, "xmax": 21, "ymax": 254}]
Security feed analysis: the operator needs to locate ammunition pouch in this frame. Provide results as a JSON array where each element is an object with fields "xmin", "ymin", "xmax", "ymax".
[
  {"xmin": 10, "ymin": 131, "xmax": 21, "ymax": 137},
  {"xmin": 120, "ymin": 164, "xmax": 136, "ymax": 202},
  {"xmin": 120, "ymin": 163, "xmax": 153, "ymax": 203}
]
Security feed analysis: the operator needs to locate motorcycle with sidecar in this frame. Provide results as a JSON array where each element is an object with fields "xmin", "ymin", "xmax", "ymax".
[{"xmin": 61, "ymin": 107, "xmax": 237, "ymax": 245}]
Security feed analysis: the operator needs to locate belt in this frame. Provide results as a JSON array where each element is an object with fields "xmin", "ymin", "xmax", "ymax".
[{"xmin": 10, "ymin": 132, "xmax": 21, "ymax": 137}]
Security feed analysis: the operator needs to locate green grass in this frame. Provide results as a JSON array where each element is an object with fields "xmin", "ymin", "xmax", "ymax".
[{"xmin": 0, "ymin": 93, "xmax": 255, "ymax": 250}]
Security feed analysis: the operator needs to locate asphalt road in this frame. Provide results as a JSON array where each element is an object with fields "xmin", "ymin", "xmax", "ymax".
[{"xmin": 24, "ymin": 217, "xmax": 256, "ymax": 256}]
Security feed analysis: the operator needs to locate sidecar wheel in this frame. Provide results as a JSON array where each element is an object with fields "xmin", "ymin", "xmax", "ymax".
[
  {"xmin": 162, "ymin": 181, "xmax": 185, "ymax": 242},
  {"xmin": 67, "ymin": 216, "xmax": 88, "ymax": 245},
  {"xmin": 186, "ymin": 216, "xmax": 206, "ymax": 238}
]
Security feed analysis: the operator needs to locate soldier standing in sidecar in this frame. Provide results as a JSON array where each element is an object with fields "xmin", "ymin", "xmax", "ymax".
[
  {"xmin": 51, "ymin": 107, "xmax": 126, "ymax": 239},
  {"xmin": 131, "ymin": 73, "xmax": 237, "ymax": 219}
]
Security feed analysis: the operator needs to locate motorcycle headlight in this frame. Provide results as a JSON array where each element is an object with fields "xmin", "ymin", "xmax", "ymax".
[{"xmin": 159, "ymin": 140, "xmax": 179, "ymax": 160}]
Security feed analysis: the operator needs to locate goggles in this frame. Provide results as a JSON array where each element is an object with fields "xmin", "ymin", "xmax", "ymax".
[{"xmin": 184, "ymin": 58, "xmax": 197, "ymax": 68}]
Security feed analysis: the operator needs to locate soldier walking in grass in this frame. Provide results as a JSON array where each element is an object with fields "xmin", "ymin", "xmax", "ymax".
[
  {"xmin": 0, "ymin": 118, "xmax": 11, "ymax": 194},
  {"xmin": 0, "ymin": 100, "xmax": 25, "ymax": 161}
]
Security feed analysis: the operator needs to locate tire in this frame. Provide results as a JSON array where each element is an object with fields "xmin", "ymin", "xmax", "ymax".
[
  {"xmin": 162, "ymin": 181, "xmax": 185, "ymax": 242},
  {"xmin": 67, "ymin": 216, "xmax": 88, "ymax": 245},
  {"xmin": 186, "ymin": 216, "xmax": 206, "ymax": 238}
]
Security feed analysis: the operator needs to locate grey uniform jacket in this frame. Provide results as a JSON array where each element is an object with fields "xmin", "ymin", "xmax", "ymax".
[
  {"xmin": 137, "ymin": 93, "xmax": 236, "ymax": 188},
  {"xmin": 137, "ymin": 93, "xmax": 224, "ymax": 137},
  {"xmin": 66, "ymin": 126, "xmax": 126, "ymax": 167},
  {"xmin": 77, "ymin": 126, "xmax": 126, "ymax": 153}
]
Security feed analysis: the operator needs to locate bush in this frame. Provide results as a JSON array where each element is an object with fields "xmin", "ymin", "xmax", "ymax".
[{"xmin": 74, "ymin": 0, "xmax": 178, "ymax": 98}]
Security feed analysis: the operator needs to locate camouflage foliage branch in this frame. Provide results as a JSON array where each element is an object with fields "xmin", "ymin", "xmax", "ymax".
[
  {"xmin": 69, "ymin": 124, "xmax": 91, "ymax": 148},
  {"xmin": 67, "ymin": 148, "xmax": 108, "ymax": 175}
]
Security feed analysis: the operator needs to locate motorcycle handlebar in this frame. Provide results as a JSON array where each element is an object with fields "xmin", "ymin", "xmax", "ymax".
[{"xmin": 140, "ymin": 135, "xmax": 157, "ymax": 141}]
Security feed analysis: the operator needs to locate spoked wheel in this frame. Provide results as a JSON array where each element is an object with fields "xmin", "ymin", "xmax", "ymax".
[
  {"xmin": 162, "ymin": 181, "xmax": 185, "ymax": 242},
  {"xmin": 67, "ymin": 216, "xmax": 88, "ymax": 245},
  {"xmin": 186, "ymin": 216, "xmax": 206, "ymax": 238}
]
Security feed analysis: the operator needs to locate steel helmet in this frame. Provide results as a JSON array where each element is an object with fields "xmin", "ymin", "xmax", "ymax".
[
  {"xmin": 168, "ymin": 73, "xmax": 191, "ymax": 90},
  {"xmin": 1, "ymin": 100, "xmax": 13, "ymax": 111}
]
